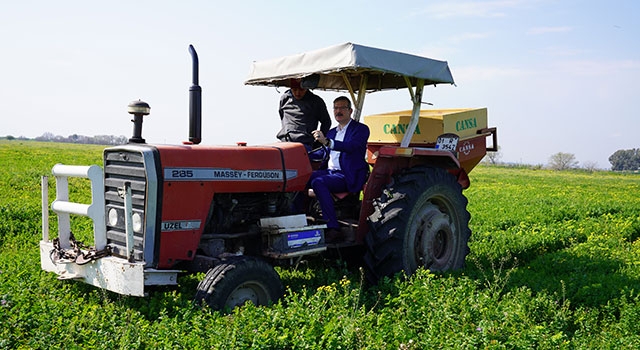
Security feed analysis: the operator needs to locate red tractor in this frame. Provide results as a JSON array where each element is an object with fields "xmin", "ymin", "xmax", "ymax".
[{"xmin": 40, "ymin": 43, "xmax": 497, "ymax": 310}]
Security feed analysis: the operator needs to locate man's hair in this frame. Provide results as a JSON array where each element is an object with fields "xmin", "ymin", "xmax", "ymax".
[
  {"xmin": 333, "ymin": 96, "xmax": 351, "ymax": 108},
  {"xmin": 290, "ymin": 78, "xmax": 302, "ymax": 89}
]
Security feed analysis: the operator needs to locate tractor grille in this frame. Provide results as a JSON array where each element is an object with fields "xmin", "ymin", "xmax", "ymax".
[{"xmin": 104, "ymin": 149, "xmax": 149, "ymax": 261}]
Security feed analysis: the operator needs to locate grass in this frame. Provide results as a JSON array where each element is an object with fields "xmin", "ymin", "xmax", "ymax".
[{"xmin": 1, "ymin": 140, "xmax": 640, "ymax": 348}]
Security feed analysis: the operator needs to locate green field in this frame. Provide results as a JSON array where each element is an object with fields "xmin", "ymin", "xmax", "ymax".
[{"xmin": 1, "ymin": 140, "xmax": 640, "ymax": 349}]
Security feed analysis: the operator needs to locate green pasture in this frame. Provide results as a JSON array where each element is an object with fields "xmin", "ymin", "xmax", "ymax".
[{"xmin": 1, "ymin": 140, "xmax": 639, "ymax": 348}]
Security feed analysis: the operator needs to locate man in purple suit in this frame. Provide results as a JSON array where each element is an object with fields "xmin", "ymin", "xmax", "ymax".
[{"xmin": 310, "ymin": 96, "xmax": 370, "ymax": 242}]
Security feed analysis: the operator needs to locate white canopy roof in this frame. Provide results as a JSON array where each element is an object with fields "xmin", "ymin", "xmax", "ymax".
[{"xmin": 244, "ymin": 42, "xmax": 455, "ymax": 91}]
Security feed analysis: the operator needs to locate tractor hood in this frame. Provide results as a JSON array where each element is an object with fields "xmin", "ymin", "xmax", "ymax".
[{"xmin": 154, "ymin": 142, "xmax": 312, "ymax": 192}]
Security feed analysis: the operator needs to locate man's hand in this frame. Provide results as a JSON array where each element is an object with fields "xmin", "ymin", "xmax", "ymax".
[{"xmin": 312, "ymin": 130, "xmax": 329, "ymax": 146}]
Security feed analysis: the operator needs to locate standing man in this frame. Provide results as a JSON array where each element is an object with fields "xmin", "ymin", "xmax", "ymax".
[
  {"xmin": 310, "ymin": 96, "xmax": 370, "ymax": 242},
  {"xmin": 277, "ymin": 78, "xmax": 332, "ymax": 150}
]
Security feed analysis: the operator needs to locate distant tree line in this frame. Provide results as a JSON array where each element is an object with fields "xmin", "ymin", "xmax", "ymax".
[
  {"xmin": 484, "ymin": 149, "xmax": 639, "ymax": 172},
  {"xmin": 609, "ymin": 148, "xmax": 640, "ymax": 171},
  {"xmin": 31, "ymin": 132, "xmax": 128, "ymax": 145}
]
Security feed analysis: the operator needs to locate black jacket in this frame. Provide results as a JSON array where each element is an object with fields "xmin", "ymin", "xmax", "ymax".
[{"xmin": 277, "ymin": 89, "xmax": 331, "ymax": 146}]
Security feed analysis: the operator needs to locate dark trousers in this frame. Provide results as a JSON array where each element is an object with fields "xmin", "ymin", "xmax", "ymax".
[{"xmin": 309, "ymin": 169, "xmax": 348, "ymax": 229}]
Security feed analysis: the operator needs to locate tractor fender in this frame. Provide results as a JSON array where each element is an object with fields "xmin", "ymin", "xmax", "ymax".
[
  {"xmin": 356, "ymin": 145, "xmax": 469, "ymax": 242},
  {"xmin": 369, "ymin": 145, "xmax": 465, "ymax": 187}
]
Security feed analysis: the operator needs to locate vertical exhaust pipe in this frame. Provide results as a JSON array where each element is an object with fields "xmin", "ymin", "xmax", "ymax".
[{"xmin": 188, "ymin": 45, "xmax": 202, "ymax": 144}]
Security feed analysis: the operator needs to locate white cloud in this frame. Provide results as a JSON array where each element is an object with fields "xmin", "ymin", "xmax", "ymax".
[
  {"xmin": 532, "ymin": 46, "xmax": 589, "ymax": 58},
  {"xmin": 454, "ymin": 65, "xmax": 532, "ymax": 81},
  {"xmin": 420, "ymin": 0, "xmax": 525, "ymax": 19},
  {"xmin": 552, "ymin": 58, "xmax": 640, "ymax": 77},
  {"xmin": 527, "ymin": 26, "xmax": 573, "ymax": 35},
  {"xmin": 448, "ymin": 32, "xmax": 493, "ymax": 43}
]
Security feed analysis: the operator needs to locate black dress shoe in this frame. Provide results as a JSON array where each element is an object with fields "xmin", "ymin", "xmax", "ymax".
[{"xmin": 324, "ymin": 228, "xmax": 343, "ymax": 243}]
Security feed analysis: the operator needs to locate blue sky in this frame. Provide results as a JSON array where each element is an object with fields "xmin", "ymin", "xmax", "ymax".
[{"xmin": 2, "ymin": 1, "xmax": 638, "ymax": 169}]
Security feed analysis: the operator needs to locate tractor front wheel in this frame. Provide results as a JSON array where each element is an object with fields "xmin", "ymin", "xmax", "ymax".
[
  {"xmin": 195, "ymin": 257, "xmax": 283, "ymax": 311},
  {"xmin": 364, "ymin": 166, "xmax": 471, "ymax": 284}
]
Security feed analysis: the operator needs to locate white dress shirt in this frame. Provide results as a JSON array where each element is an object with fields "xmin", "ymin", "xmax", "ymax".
[{"xmin": 327, "ymin": 120, "xmax": 351, "ymax": 171}]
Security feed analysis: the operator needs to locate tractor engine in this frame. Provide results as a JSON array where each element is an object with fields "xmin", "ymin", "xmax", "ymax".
[{"xmin": 207, "ymin": 192, "xmax": 296, "ymax": 235}]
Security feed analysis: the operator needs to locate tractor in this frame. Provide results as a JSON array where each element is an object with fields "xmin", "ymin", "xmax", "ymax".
[{"xmin": 39, "ymin": 43, "xmax": 497, "ymax": 310}]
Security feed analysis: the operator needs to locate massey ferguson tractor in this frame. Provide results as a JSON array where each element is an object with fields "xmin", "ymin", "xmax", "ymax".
[{"xmin": 40, "ymin": 43, "xmax": 497, "ymax": 311}]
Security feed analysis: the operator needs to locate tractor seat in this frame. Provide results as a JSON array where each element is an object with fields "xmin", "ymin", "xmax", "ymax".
[
  {"xmin": 308, "ymin": 189, "xmax": 358, "ymax": 201},
  {"xmin": 332, "ymin": 192, "xmax": 351, "ymax": 200}
]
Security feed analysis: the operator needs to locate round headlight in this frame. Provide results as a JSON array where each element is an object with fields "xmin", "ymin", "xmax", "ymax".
[
  {"xmin": 108, "ymin": 208, "xmax": 119, "ymax": 226},
  {"xmin": 132, "ymin": 212, "xmax": 143, "ymax": 233}
]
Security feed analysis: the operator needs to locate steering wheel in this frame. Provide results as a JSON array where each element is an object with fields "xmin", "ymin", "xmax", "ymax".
[
  {"xmin": 292, "ymin": 131, "xmax": 329, "ymax": 163},
  {"xmin": 309, "ymin": 143, "xmax": 330, "ymax": 163}
]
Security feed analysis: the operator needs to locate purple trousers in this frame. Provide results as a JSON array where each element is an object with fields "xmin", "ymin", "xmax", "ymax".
[{"xmin": 309, "ymin": 169, "xmax": 348, "ymax": 229}]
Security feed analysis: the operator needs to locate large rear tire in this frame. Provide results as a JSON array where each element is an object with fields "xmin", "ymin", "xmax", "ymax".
[
  {"xmin": 195, "ymin": 257, "xmax": 283, "ymax": 311},
  {"xmin": 364, "ymin": 166, "xmax": 471, "ymax": 284}
]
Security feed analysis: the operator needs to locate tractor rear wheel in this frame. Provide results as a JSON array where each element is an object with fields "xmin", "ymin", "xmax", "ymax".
[
  {"xmin": 364, "ymin": 166, "xmax": 471, "ymax": 284},
  {"xmin": 195, "ymin": 257, "xmax": 283, "ymax": 311}
]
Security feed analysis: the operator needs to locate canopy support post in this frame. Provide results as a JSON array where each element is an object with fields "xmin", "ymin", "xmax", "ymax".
[
  {"xmin": 353, "ymin": 74, "xmax": 368, "ymax": 121},
  {"xmin": 400, "ymin": 78, "xmax": 424, "ymax": 147},
  {"xmin": 341, "ymin": 72, "xmax": 368, "ymax": 121}
]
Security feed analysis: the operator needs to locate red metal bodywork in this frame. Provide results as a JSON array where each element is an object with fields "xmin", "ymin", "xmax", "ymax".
[{"xmin": 153, "ymin": 142, "xmax": 312, "ymax": 268}]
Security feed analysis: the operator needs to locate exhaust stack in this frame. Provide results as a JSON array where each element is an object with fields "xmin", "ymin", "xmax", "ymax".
[{"xmin": 188, "ymin": 45, "xmax": 202, "ymax": 144}]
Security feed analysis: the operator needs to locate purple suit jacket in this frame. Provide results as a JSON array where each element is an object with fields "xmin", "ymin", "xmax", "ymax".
[{"xmin": 317, "ymin": 119, "xmax": 370, "ymax": 192}]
